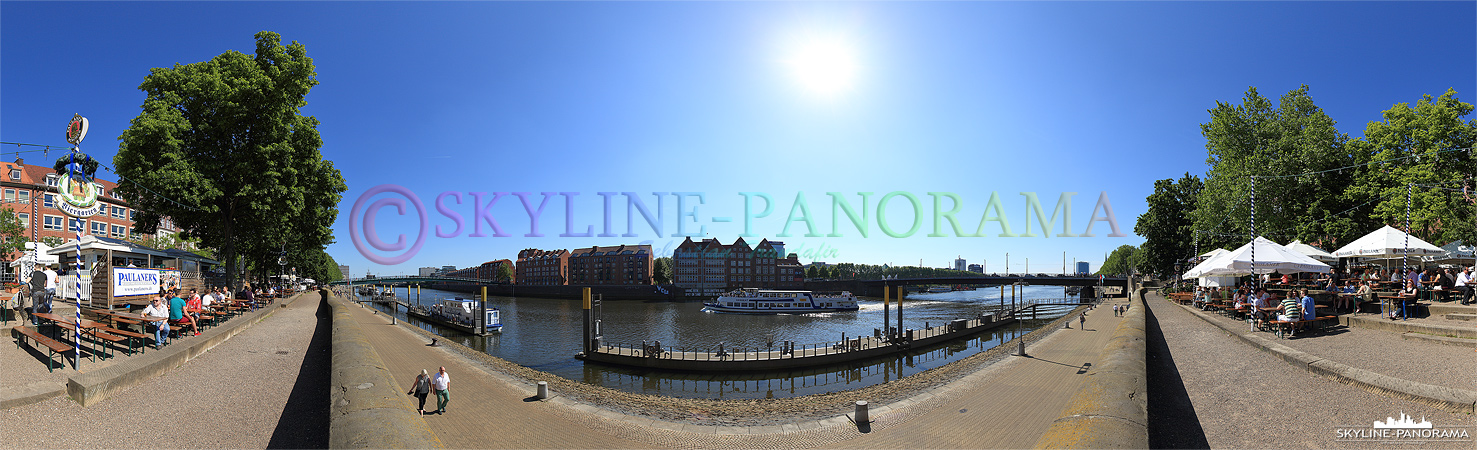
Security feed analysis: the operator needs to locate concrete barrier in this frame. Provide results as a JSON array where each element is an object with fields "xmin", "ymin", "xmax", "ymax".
[
  {"xmin": 328, "ymin": 296, "xmax": 442, "ymax": 449},
  {"xmin": 66, "ymin": 293, "xmax": 305, "ymax": 406},
  {"xmin": 1033, "ymin": 287, "xmax": 1148, "ymax": 449}
]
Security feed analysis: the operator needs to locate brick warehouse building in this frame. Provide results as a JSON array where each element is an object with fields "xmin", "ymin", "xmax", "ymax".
[
  {"xmin": 515, "ymin": 248, "xmax": 569, "ymax": 286},
  {"xmin": 567, "ymin": 244, "xmax": 653, "ymax": 286},
  {"xmin": 0, "ymin": 159, "xmax": 181, "ymax": 266},
  {"xmin": 673, "ymin": 237, "xmax": 804, "ymax": 297},
  {"xmin": 446, "ymin": 259, "xmax": 515, "ymax": 283}
]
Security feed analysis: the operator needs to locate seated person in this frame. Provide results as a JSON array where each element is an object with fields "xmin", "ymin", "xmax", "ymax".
[
  {"xmin": 141, "ymin": 296, "xmax": 171, "ymax": 348},
  {"xmin": 1300, "ymin": 289, "xmax": 1316, "ymax": 325},
  {"xmin": 169, "ymin": 290, "xmax": 199, "ymax": 337},
  {"xmin": 1276, "ymin": 291, "xmax": 1303, "ymax": 329}
]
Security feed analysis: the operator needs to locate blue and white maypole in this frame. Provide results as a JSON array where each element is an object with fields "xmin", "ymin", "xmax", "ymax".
[{"xmin": 59, "ymin": 114, "xmax": 101, "ymax": 367}]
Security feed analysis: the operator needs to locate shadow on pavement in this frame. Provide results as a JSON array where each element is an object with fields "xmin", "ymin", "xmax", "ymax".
[
  {"xmin": 267, "ymin": 296, "xmax": 331, "ymax": 449},
  {"xmin": 1145, "ymin": 303, "xmax": 1210, "ymax": 449}
]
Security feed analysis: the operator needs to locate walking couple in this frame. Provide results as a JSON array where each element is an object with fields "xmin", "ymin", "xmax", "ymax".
[{"xmin": 408, "ymin": 366, "xmax": 451, "ymax": 415}]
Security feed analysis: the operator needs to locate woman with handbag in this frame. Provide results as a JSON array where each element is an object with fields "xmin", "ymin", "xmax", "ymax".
[{"xmin": 406, "ymin": 369, "xmax": 432, "ymax": 415}]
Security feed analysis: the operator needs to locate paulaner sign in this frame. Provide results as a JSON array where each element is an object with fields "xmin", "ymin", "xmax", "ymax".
[{"xmin": 113, "ymin": 267, "xmax": 159, "ymax": 297}]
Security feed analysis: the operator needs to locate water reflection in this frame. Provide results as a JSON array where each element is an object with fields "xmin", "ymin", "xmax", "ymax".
[{"xmin": 361, "ymin": 285, "xmax": 1077, "ymax": 399}]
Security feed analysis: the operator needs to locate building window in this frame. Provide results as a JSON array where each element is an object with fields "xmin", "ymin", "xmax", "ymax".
[
  {"xmin": 111, "ymin": 206, "xmax": 125, "ymax": 219},
  {"xmin": 112, "ymin": 225, "xmax": 126, "ymax": 238},
  {"xmin": 43, "ymin": 194, "xmax": 55, "ymax": 209},
  {"xmin": 3, "ymin": 189, "xmax": 13, "ymax": 201},
  {"xmin": 18, "ymin": 213, "xmax": 28, "ymax": 229},
  {"xmin": 129, "ymin": 209, "xmax": 136, "ymax": 220},
  {"xmin": 94, "ymin": 184, "xmax": 105, "ymax": 198},
  {"xmin": 45, "ymin": 175, "xmax": 58, "ymax": 187},
  {"xmin": 8, "ymin": 169, "xmax": 19, "ymax": 180},
  {"xmin": 18, "ymin": 191, "xmax": 28, "ymax": 203},
  {"xmin": 43, "ymin": 215, "xmax": 63, "ymax": 231},
  {"xmin": 91, "ymin": 221, "xmax": 107, "ymax": 235},
  {"xmin": 67, "ymin": 218, "xmax": 83, "ymax": 233}
]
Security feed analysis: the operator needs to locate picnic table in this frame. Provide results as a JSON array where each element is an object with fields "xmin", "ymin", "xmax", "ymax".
[
  {"xmin": 32, "ymin": 313, "xmax": 111, "ymax": 362},
  {"xmin": 1378, "ymin": 294, "xmax": 1420, "ymax": 320}
]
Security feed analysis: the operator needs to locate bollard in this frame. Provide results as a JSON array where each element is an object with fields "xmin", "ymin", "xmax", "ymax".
[
  {"xmin": 1017, "ymin": 337, "xmax": 1027, "ymax": 357},
  {"xmin": 537, "ymin": 381, "xmax": 549, "ymax": 399},
  {"xmin": 854, "ymin": 401, "xmax": 869, "ymax": 423}
]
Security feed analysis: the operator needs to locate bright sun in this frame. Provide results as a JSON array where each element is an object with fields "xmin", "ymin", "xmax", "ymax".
[{"xmin": 785, "ymin": 37, "xmax": 859, "ymax": 98}]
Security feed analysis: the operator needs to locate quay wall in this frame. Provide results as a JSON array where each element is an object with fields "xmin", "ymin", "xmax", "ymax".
[
  {"xmin": 420, "ymin": 282, "xmax": 686, "ymax": 301},
  {"xmin": 328, "ymin": 296, "xmax": 443, "ymax": 449},
  {"xmin": 1033, "ymin": 284, "xmax": 1148, "ymax": 449},
  {"xmin": 578, "ymin": 316, "xmax": 1018, "ymax": 372}
]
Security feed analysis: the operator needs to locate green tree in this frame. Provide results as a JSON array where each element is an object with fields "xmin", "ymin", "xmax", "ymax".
[
  {"xmin": 0, "ymin": 209, "xmax": 29, "ymax": 264},
  {"xmin": 1194, "ymin": 86, "xmax": 1357, "ymax": 251},
  {"xmin": 495, "ymin": 263, "xmax": 513, "ymax": 283},
  {"xmin": 1098, "ymin": 245, "xmax": 1140, "ymax": 276},
  {"xmin": 652, "ymin": 257, "xmax": 673, "ymax": 285},
  {"xmin": 1135, "ymin": 174, "xmax": 1202, "ymax": 278},
  {"xmin": 115, "ymin": 31, "xmax": 345, "ymax": 291},
  {"xmin": 1346, "ymin": 89, "xmax": 1477, "ymax": 246}
]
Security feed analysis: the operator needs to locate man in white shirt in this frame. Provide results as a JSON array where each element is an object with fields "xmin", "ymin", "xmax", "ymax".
[
  {"xmin": 201, "ymin": 289, "xmax": 215, "ymax": 308},
  {"xmin": 1459, "ymin": 267, "xmax": 1475, "ymax": 305},
  {"xmin": 432, "ymin": 366, "xmax": 451, "ymax": 414},
  {"xmin": 141, "ymin": 296, "xmax": 171, "ymax": 348}
]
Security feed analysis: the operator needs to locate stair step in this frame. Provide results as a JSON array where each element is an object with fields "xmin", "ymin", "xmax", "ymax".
[{"xmin": 1443, "ymin": 313, "xmax": 1477, "ymax": 321}]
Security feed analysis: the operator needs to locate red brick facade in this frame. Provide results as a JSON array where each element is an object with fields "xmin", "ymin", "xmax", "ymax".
[
  {"xmin": 567, "ymin": 244, "xmax": 653, "ymax": 286},
  {"xmin": 515, "ymin": 248, "xmax": 568, "ymax": 286},
  {"xmin": 0, "ymin": 159, "xmax": 181, "ymax": 262},
  {"xmin": 673, "ymin": 237, "xmax": 803, "ymax": 297}
]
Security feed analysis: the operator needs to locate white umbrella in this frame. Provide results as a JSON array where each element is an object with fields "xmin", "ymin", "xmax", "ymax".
[
  {"xmin": 1189, "ymin": 248, "xmax": 1229, "ymax": 262},
  {"xmin": 1183, "ymin": 236, "xmax": 1331, "ymax": 277},
  {"xmin": 1332, "ymin": 225, "xmax": 1445, "ymax": 259},
  {"xmin": 1425, "ymin": 240, "xmax": 1475, "ymax": 264},
  {"xmin": 1286, "ymin": 240, "xmax": 1337, "ymax": 262}
]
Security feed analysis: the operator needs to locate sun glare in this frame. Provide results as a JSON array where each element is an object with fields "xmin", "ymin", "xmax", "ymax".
[{"xmin": 785, "ymin": 37, "xmax": 859, "ymax": 98}]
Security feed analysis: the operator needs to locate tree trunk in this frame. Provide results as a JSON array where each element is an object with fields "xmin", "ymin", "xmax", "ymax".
[{"xmin": 223, "ymin": 211, "xmax": 238, "ymax": 293}]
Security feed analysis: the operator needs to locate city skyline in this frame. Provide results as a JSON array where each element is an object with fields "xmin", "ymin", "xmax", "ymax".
[{"xmin": 2, "ymin": 2, "xmax": 1473, "ymax": 276}]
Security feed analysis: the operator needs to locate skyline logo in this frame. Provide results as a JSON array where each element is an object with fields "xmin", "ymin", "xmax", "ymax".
[
  {"xmin": 1335, "ymin": 412, "xmax": 1470, "ymax": 444},
  {"xmin": 347, "ymin": 185, "xmax": 1127, "ymax": 265}
]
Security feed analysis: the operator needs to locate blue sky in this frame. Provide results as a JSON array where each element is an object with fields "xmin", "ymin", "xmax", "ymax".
[{"xmin": 3, "ymin": 2, "xmax": 1474, "ymax": 277}]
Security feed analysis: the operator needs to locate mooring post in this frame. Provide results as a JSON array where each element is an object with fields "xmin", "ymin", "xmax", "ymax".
[
  {"xmin": 582, "ymin": 288, "xmax": 593, "ymax": 354},
  {"xmin": 883, "ymin": 283, "xmax": 891, "ymax": 343},
  {"xmin": 855, "ymin": 401, "xmax": 869, "ymax": 424},
  {"xmin": 537, "ymin": 381, "xmax": 549, "ymax": 399},
  {"xmin": 896, "ymin": 286, "xmax": 904, "ymax": 343}
]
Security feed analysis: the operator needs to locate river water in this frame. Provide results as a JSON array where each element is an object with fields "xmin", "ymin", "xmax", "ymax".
[{"xmin": 359, "ymin": 285, "xmax": 1077, "ymax": 399}]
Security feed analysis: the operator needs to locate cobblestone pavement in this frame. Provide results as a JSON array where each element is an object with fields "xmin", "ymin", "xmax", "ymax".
[
  {"xmin": 349, "ymin": 295, "xmax": 1128, "ymax": 449},
  {"xmin": 1181, "ymin": 298, "xmax": 1475, "ymax": 390},
  {"xmin": 0, "ymin": 293, "xmax": 329, "ymax": 449},
  {"xmin": 1146, "ymin": 293, "xmax": 1475, "ymax": 449}
]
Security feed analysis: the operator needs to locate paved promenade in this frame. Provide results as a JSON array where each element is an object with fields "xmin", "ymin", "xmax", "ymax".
[
  {"xmin": 346, "ymin": 294, "xmax": 1132, "ymax": 449},
  {"xmin": 1145, "ymin": 292, "xmax": 1475, "ymax": 449},
  {"xmin": 0, "ymin": 293, "xmax": 328, "ymax": 448}
]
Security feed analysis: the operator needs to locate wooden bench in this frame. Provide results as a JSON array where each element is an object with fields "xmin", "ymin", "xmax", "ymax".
[
  {"xmin": 49, "ymin": 321, "xmax": 104, "ymax": 362},
  {"xmin": 84, "ymin": 328, "xmax": 126, "ymax": 359},
  {"xmin": 1265, "ymin": 315, "xmax": 1340, "ymax": 338},
  {"xmin": 95, "ymin": 326, "xmax": 148, "ymax": 355},
  {"xmin": 12, "ymin": 326, "xmax": 75, "ymax": 372}
]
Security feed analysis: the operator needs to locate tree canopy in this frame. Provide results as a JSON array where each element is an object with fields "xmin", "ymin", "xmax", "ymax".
[
  {"xmin": 1134, "ymin": 173, "xmax": 1201, "ymax": 278},
  {"xmin": 1138, "ymin": 86, "xmax": 1477, "ymax": 282},
  {"xmin": 115, "ymin": 31, "xmax": 345, "ymax": 289}
]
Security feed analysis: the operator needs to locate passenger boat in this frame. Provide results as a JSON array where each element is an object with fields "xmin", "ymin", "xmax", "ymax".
[
  {"xmin": 702, "ymin": 289, "xmax": 859, "ymax": 314},
  {"xmin": 926, "ymin": 286, "xmax": 951, "ymax": 293},
  {"xmin": 407, "ymin": 298, "xmax": 503, "ymax": 333}
]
